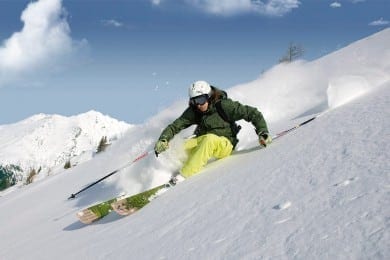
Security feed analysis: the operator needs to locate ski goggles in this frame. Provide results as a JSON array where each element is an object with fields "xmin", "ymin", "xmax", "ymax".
[{"xmin": 190, "ymin": 94, "xmax": 209, "ymax": 106}]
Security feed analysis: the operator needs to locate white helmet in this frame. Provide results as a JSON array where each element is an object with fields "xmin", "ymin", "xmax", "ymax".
[{"xmin": 189, "ymin": 80, "xmax": 211, "ymax": 98}]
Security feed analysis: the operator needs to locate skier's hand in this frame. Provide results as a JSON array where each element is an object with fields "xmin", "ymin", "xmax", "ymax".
[
  {"xmin": 154, "ymin": 139, "xmax": 169, "ymax": 156},
  {"xmin": 259, "ymin": 133, "xmax": 272, "ymax": 147}
]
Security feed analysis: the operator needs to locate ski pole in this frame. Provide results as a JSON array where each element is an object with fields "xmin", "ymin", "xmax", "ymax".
[
  {"xmin": 68, "ymin": 149, "xmax": 154, "ymax": 200},
  {"xmin": 272, "ymin": 115, "xmax": 317, "ymax": 140}
]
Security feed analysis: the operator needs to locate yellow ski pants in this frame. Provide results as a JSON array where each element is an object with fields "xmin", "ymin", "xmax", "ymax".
[{"xmin": 181, "ymin": 134, "xmax": 233, "ymax": 178}]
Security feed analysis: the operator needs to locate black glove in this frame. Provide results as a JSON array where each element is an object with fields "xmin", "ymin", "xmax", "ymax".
[{"xmin": 259, "ymin": 133, "xmax": 272, "ymax": 147}]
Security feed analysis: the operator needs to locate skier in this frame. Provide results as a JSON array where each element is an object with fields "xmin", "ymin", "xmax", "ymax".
[{"xmin": 154, "ymin": 80, "xmax": 271, "ymax": 184}]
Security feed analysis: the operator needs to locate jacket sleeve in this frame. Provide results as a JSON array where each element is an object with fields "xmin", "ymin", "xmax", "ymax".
[
  {"xmin": 158, "ymin": 107, "xmax": 196, "ymax": 141},
  {"xmin": 220, "ymin": 99, "xmax": 269, "ymax": 135}
]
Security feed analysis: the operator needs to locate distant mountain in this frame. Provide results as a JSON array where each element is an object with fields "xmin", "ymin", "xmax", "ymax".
[{"xmin": 0, "ymin": 110, "xmax": 132, "ymax": 187}]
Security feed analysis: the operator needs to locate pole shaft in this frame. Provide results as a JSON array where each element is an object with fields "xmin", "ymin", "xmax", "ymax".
[
  {"xmin": 273, "ymin": 115, "xmax": 317, "ymax": 140},
  {"xmin": 68, "ymin": 150, "xmax": 152, "ymax": 199}
]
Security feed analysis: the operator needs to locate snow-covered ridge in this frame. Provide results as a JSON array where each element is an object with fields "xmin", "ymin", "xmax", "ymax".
[
  {"xmin": 0, "ymin": 110, "xmax": 132, "ymax": 181},
  {"xmin": 228, "ymin": 28, "xmax": 390, "ymax": 125}
]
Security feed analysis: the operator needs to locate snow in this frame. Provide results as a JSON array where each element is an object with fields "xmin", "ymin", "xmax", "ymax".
[{"xmin": 0, "ymin": 29, "xmax": 389, "ymax": 259}]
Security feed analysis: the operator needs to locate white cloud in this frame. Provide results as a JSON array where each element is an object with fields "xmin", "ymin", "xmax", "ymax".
[
  {"xmin": 102, "ymin": 19, "xmax": 124, "ymax": 28},
  {"xmin": 252, "ymin": 0, "xmax": 301, "ymax": 16},
  {"xmin": 0, "ymin": 0, "xmax": 81, "ymax": 87},
  {"xmin": 369, "ymin": 18, "xmax": 389, "ymax": 26},
  {"xmin": 155, "ymin": 0, "xmax": 300, "ymax": 16},
  {"xmin": 151, "ymin": 0, "xmax": 163, "ymax": 5},
  {"xmin": 330, "ymin": 2, "xmax": 341, "ymax": 8},
  {"xmin": 186, "ymin": 0, "xmax": 252, "ymax": 15}
]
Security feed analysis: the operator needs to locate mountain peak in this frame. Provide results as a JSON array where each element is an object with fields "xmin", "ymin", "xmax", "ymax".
[{"xmin": 0, "ymin": 111, "xmax": 133, "ymax": 181}]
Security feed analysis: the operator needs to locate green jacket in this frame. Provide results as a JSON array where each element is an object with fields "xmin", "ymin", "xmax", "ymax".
[{"xmin": 158, "ymin": 87, "xmax": 269, "ymax": 148}]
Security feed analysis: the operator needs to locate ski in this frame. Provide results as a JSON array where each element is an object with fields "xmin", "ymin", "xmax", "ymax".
[{"xmin": 77, "ymin": 183, "xmax": 171, "ymax": 224}]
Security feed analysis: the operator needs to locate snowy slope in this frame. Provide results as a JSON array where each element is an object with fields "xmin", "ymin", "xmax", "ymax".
[
  {"xmin": 0, "ymin": 110, "xmax": 132, "ymax": 183},
  {"xmin": 0, "ymin": 29, "xmax": 389, "ymax": 259}
]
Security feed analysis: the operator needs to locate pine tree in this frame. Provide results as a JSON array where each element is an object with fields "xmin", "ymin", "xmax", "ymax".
[
  {"xmin": 0, "ymin": 166, "xmax": 16, "ymax": 191},
  {"xmin": 0, "ymin": 165, "xmax": 23, "ymax": 191},
  {"xmin": 97, "ymin": 136, "xmax": 110, "ymax": 153},
  {"xmin": 64, "ymin": 160, "xmax": 71, "ymax": 169},
  {"xmin": 279, "ymin": 42, "xmax": 304, "ymax": 63},
  {"xmin": 25, "ymin": 168, "xmax": 37, "ymax": 185}
]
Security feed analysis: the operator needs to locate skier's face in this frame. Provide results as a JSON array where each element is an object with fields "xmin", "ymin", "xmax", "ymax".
[
  {"xmin": 190, "ymin": 94, "xmax": 209, "ymax": 112},
  {"xmin": 196, "ymin": 101, "xmax": 209, "ymax": 112}
]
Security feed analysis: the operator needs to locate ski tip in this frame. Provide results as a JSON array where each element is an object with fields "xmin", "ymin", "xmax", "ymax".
[{"xmin": 68, "ymin": 194, "xmax": 76, "ymax": 200}]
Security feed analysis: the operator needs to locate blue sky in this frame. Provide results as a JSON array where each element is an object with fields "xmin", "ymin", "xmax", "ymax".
[{"xmin": 0, "ymin": 0, "xmax": 388, "ymax": 125}]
